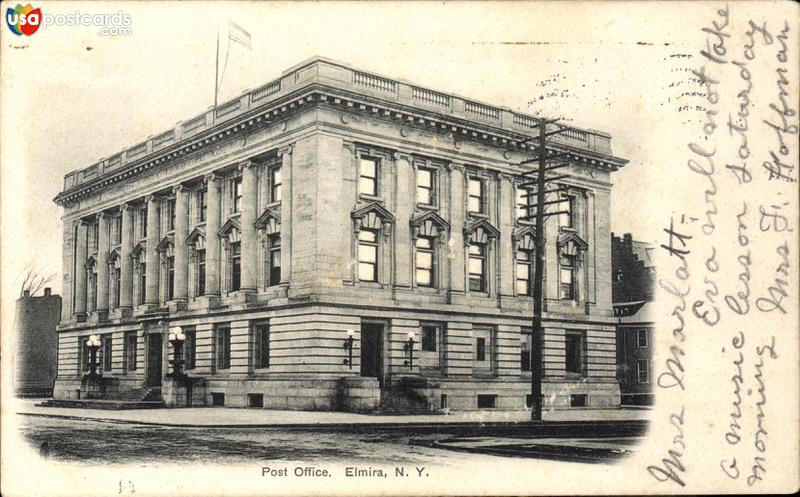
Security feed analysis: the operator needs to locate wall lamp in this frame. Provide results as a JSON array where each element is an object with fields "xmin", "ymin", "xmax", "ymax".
[
  {"xmin": 86, "ymin": 334, "xmax": 102, "ymax": 374},
  {"xmin": 343, "ymin": 329, "xmax": 355, "ymax": 369},
  {"xmin": 404, "ymin": 331, "xmax": 415, "ymax": 369}
]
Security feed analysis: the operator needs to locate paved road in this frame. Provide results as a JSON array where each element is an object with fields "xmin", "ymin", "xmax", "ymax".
[{"xmin": 17, "ymin": 414, "xmax": 646, "ymax": 465}]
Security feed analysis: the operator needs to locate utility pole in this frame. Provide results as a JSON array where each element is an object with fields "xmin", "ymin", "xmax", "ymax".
[{"xmin": 520, "ymin": 118, "xmax": 571, "ymax": 422}]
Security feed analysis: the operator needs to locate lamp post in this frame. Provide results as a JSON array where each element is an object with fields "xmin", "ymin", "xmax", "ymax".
[
  {"xmin": 168, "ymin": 328, "xmax": 186, "ymax": 378},
  {"xmin": 343, "ymin": 329, "xmax": 355, "ymax": 369},
  {"xmin": 86, "ymin": 334, "xmax": 102, "ymax": 374},
  {"xmin": 403, "ymin": 331, "xmax": 415, "ymax": 369}
]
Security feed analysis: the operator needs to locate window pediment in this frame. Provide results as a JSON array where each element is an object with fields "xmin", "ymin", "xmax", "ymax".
[
  {"xmin": 255, "ymin": 207, "xmax": 281, "ymax": 235},
  {"xmin": 513, "ymin": 225, "xmax": 537, "ymax": 251},
  {"xmin": 558, "ymin": 231, "xmax": 588, "ymax": 258},
  {"xmin": 352, "ymin": 201, "xmax": 395, "ymax": 232},
  {"xmin": 156, "ymin": 235, "xmax": 175, "ymax": 253},
  {"xmin": 218, "ymin": 218, "xmax": 241, "ymax": 237},
  {"xmin": 130, "ymin": 242, "xmax": 146, "ymax": 261},
  {"xmin": 411, "ymin": 210, "xmax": 449, "ymax": 240},
  {"xmin": 464, "ymin": 218, "xmax": 499, "ymax": 244},
  {"xmin": 84, "ymin": 254, "xmax": 97, "ymax": 270},
  {"xmin": 186, "ymin": 227, "xmax": 206, "ymax": 245},
  {"xmin": 105, "ymin": 248, "xmax": 121, "ymax": 265}
]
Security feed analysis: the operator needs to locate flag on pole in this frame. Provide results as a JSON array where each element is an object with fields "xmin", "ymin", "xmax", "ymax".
[{"xmin": 228, "ymin": 21, "xmax": 251, "ymax": 50}]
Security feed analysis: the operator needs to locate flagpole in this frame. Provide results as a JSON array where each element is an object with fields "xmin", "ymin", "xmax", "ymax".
[{"xmin": 214, "ymin": 25, "xmax": 220, "ymax": 110}]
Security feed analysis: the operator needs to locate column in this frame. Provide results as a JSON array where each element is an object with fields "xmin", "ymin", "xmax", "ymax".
[
  {"xmin": 394, "ymin": 153, "xmax": 414, "ymax": 289},
  {"xmin": 173, "ymin": 185, "xmax": 189, "ymax": 301},
  {"xmin": 447, "ymin": 163, "xmax": 465, "ymax": 293},
  {"xmin": 96, "ymin": 212, "xmax": 110, "ymax": 313},
  {"xmin": 239, "ymin": 160, "xmax": 258, "ymax": 292},
  {"xmin": 498, "ymin": 174, "xmax": 514, "ymax": 297},
  {"xmin": 145, "ymin": 194, "xmax": 160, "ymax": 305},
  {"xmin": 278, "ymin": 146, "xmax": 293, "ymax": 283},
  {"xmin": 74, "ymin": 220, "xmax": 88, "ymax": 318},
  {"xmin": 119, "ymin": 204, "xmax": 134, "ymax": 310},
  {"xmin": 205, "ymin": 173, "xmax": 221, "ymax": 296}
]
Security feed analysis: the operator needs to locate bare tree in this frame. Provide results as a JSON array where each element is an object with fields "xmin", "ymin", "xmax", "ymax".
[{"xmin": 18, "ymin": 261, "xmax": 56, "ymax": 298}]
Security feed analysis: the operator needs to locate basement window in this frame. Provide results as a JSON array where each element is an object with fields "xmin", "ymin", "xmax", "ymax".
[
  {"xmin": 247, "ymin": 393, "xmax": 264, "ymax": 408},
  {"xmin": 211, "ymin": 393, "xmax": 225, "ymax": 406},
  {"xmin": 477, "ymin": 394, "xmax": 497, "ymax": 409},
  {"xmin": 570, "ymin": 394, "xmax": 587, "ymax": 407}
]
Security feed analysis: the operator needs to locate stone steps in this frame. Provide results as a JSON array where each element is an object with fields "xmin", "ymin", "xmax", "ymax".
[{"xmin": 37, "ymin": 399, "xmax": 165, "ymax": 410}]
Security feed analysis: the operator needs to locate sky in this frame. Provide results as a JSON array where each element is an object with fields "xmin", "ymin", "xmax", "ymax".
[{"xmin": 1, "ymin": 1, "xmax": 701, "ymax": 297}]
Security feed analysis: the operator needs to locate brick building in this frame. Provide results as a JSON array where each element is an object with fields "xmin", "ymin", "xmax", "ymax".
[
  {"xmin": 53, "ymin": 57, "xmax": 628, "ymax": 411},
  {"xmin": 14, "ymin": 288, "xmax": 61, "ymax": 397},
  {"xmin": 612, "ymin": 233, "xmax": 655, "ymax": 405}
]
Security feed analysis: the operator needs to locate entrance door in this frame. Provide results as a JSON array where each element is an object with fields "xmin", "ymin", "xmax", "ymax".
[
  {"xmin": 146, "ymin": 333, "xmax": 163, "ymax": 387},
  {"xmin": 360, "ymin": 323, "xmax": 383, "ymax": 384}
]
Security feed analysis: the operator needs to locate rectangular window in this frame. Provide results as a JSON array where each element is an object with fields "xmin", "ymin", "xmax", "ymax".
[
  {"xmin": 139, "ymin": 207, "xmax": 148, "ymax": 238},
  {"xmin": 254, "ymin": 322, "xmax": 270, "ymax": 369},
  {"xmin": 124, "ymin": 332, "xmax": 137, "ymax": 372},
  {"xmin": 102, "ymin": 335, "xmax": 112, "ymax": 372},
  {"xmin": 637, "ymin": 329, "xmax": 648, "ymax": 348},
  {"xmin": 358, "ymin": 157, "xmax": 379, "ymax": 196},
  {"xmin": 421, "ymin": 325, "xmax": 437, "ymax": 352},
  {"xmin": 198, "ymin": 189, "xmax": 207, "ymax": 223},
  {"xmin": 560, "ymin": 256, "xmax": 575, "ymax": 300},
  {"xmin": 79, "ymin": 337, "xmax": 90, "ymax": 372},
  {"xmin": 516, "ymin": 248, "xmax": 532, "ymax": 296},
  {"xmin": 230, "ymin": 242, "xmax": 241, "ymax": 291},
  {"xmin": 113, "ymin": 267, "xmax": 121, "ymax": 308},
  {"xmin": 114, "ymin": 216, "xmax": 123, "ymax": 245},
  {"xmin": 184, "ymin": 329, "xmax": 196, "ymax": 370},
  {"xmin": 516, "ymin": 186, "xmax": 532, "ymax": 221},
  {"xmin": 521, "ymin": 328, "xmax": 532, "ymax": 372},
  {"xmin": 558, "ymin": 195, "xmax": 574, "ymax": 229},
  {"xmin": 416, "ymin": 168, "xmax": 435, "ymax": 205},
  {"xmin": 468, "ymin": 242, "xmax": 486, "ymax": 292},
  {"xmin": 233, "ymin": 177, "xmax": 243, "ymax": 213},
  {"xmin": 415, "ymin": 236, "xmax": 435, "ymax": 287},
  {"xmin": 167, "ymin": 199, "xmax": 176, "ymax": 231},
  {"xmin": 477, "ymin": 394, "xmax": 497, "ymax": 408},
  {"xmin": 637, "ymin": 359, "xmax": 650, "ymax": 383},
  {"xmin": 565, "ymin": 331, "xmax": 585, "ymax": 376},
  {"xmin": 197, "ymin": 250, "xmax": 206, "ymax": 296},
  {"xmin": 357, "ymin": 229, "xmax": 379, "ymax": 282},
  {"xmin": 270, "ymin": 166, "xmax": 282, "ymax": 203},
  {"xmin": 467, "ymin": 177, "xmax": 485, "ymax": 214},
  {"xmin": 167, "ymin": 256, "xmax": 175, "ymax": 300},
  {"xmin": 138, "ymin": 262, "xmax": 146, "ymax": 304},
  {"xmin": 90, "ymin": 223, "xmax": 99, "ymax": 252},
  {"xmin": 268, "ymin": 234, "xmax": 281, "ymax": 285},
  {"xmin": 215, "ymin": 325, "xmax": 231, "ymax": 370},
  {"xmin": 476, "ymin": 337, "xmax": 486, "ymax": 362}
]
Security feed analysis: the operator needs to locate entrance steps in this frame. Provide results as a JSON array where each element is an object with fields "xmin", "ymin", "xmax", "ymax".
[{"xmin": 36, "ymin": 399, "xmax": 164, "ymax": 410}]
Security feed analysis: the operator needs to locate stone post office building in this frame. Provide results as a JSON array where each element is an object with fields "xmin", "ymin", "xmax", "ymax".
[{"xmin": 53, "ymin": 57, "xmax": 628, "ymax": 411}]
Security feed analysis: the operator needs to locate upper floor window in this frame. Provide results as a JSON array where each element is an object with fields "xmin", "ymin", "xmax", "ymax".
[
  {"xmin": 357, "ymin": 229, "xmax": 379, "ymax": 282},
  {"xmin": 559, "ymin": 255, "xmax": 575, "ymax": 300},
  {"xmin": 90, "ymin": 223, "xmax": 99, "ymax": 252},
  {"xmin": 415, "ymin": 236, "xmax": 435, "ymax": 288},
  {"xmin": 113, "ymin": 215, "xmax": 123, "ymax": 245},
  {"xmin": 268, "ymin": 234, "xmax": 281, "ymax": 286},
  {"xmin": 565, "ymin": 330, "xmax": 585, "ymax": 376},
  {"xmin": 139, "ymin": 207, "xmax": 148, "ymax": 238},
  {"xmin": 197, "ymin": 189, "xmax": 207, "ymax": 223},
  {"xmin": 637, "ymin": 329, "xmax": 648, "ymax": 348},
  {"xmin": 515, "ymin": 248, "xmax": 532, "ymax": 296},
  {"xmin": 230, "ymin": 242, "xmax": 241, "ymax": 291},
  {"xmin": 166, "ymin": 199, "xmax": 176, "ymax": 231},
  {"xmin": 137, "ymin": 260, "xmax": 146, "ymax": 305},
  {"xmin": 270, "ymin": 165, "xmax": 282, "ymax": 203},
  {"xmin": 468, "ymin": 242, "xmax": 486, "ymax": 292},
  {"xmin": 467, "ymin": 177, "xmax": 485, "ymax": 214},
  {"xmin": 232, "ymin": 177, "xmax": 243, "ymax": 214},
  {"xmin": 558, "ymin": 195, "xmax": 574, "ymax": 229},
  {"xmin": 516, "ymin": 187, "xmax": 532, "ymax": 221},
  {"xmin": 167, "ymin": 255, "xmax": 175, "ymax": 300},
  {"xmin": 359, "ymin": 157, "xmax": 379, "ymax": 197},
  {"xmin": 416, "ymin": 168, "xmax": 436, "ymax": 206},
  {"xmin": 196, "ymin": 249, "xmax": 206, "ymax": 296}
]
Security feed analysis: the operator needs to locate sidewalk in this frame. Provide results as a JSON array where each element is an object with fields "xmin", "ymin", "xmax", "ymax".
[{"xmin": 13, "ymin": 399, "xmax": 650, "ymax": 428}]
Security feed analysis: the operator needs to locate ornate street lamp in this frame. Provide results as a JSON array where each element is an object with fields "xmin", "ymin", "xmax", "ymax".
[
  {"xmin": 86, "ymin": 334, "xmax": 102, "ymax": 374},
  {"xmin": 168, "ymin": 328, "xmax": 186, "ymax": 378},
  {"xmin": 403, "ymin": 331, "xmax": 415, "ymax": 369},
  {"xmin": 342, "ymin": 329, "xmax": 355, "ymax": 369}
]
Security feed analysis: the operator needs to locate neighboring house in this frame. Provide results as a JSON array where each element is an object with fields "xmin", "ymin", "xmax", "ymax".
[
  {"xmin": 612, "ymin": 233, "xmax": 655, "ymax": 406},
  {"xmin": 52, "ymin": 57, "xmax": 628, "ymax": 411},
  {"xmin": 15, "ymin": 288, "xmax": 61, "ymax": 397}
]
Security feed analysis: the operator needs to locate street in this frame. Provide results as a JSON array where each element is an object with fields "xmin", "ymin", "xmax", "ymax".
[{"xmin": 17, "ymin": 412, "xmax": 647, "ymax": 465}]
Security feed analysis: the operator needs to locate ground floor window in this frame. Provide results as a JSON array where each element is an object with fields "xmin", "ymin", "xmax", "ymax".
[
  {"xmin": 520, "ymin": 327, "xmax": 532, "ymax": 372},
  {"xmin": 253, "ymin": 322, "xmax": 270, "ymax": 369},
  {"xmin": 637, "ymin": 359, "xmax": 650, "ymax": 383},
  {"xmin": 124, "ymin": 332, "xmax": 137, "ymax": 372},
  {"xmin": 215, "ymin": 325, "xmax": 231, "ymax": 370},
  {"xmin": 565, "ymin": 330, "xmax": 586, "ymax": 376},
  {"xmin": 102, "ymin": 335, "xmax": 113, "ymax": 372},
  {"xmin": 184, "ymin": 328, "xmax": 196, "ymax": 370}
]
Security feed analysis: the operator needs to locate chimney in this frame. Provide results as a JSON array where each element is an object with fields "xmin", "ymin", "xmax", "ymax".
[{"xmin": 44, "ymin": 288, "xmax": 52, "ymax": 297}]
